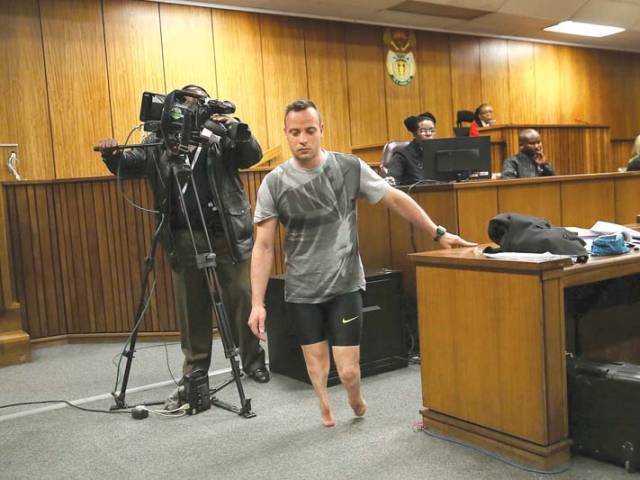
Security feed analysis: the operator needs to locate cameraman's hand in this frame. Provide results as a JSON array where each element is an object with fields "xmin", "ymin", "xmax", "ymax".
[
  {"xmin": 248, "ymin": 305, "xmax": 267, "ymax": 341},
  {"xmin": 96, "ymin": 138, "xmax": 119, "ymax": 156},
  {"xmin": 211, "ymin": 114, "xmax": 237, "ymax": 125}
]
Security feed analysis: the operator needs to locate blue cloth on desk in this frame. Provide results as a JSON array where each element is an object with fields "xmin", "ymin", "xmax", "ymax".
[{"xmin": 591, "ymin": 233, "xmax": 630, "ymax": 256}]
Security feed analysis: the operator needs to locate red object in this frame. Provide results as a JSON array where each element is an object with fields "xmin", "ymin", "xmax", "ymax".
[{"xmin": 469, "ymin": 120, "xmax": 480, "ymax": 137}]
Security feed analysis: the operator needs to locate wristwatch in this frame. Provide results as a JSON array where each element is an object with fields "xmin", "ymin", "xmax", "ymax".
[{"xmin": 433, "ymin": 225, "xmax": 447, "ymax": 242}]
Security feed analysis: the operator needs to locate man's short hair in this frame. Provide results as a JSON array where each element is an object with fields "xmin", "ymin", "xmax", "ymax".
[
  {"xmin": 284, "ymin": 99, "xmax": 322, "ymax": 124},
  {"xmin": 404, "ymin": 112, "xmax": 436, "ymax": 133},
  {"xmin": 519, "ymin": 128, "xmax": 538, "ymax": 145}
]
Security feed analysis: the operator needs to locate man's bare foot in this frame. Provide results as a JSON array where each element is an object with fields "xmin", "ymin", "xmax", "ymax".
[
  {"xmin": 320, "ymin": 405, "xmax": 335, "ymax": 427},
  {"xmin": 350, "ymin": 397, "xmax": 367, "ymax": 417}
]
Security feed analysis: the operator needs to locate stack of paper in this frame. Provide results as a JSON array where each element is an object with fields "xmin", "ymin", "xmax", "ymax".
[{"xmin": 566, "ymin": 221, "xmax": 640, "ymax": 252}]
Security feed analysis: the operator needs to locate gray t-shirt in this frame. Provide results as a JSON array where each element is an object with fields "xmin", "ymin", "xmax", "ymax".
[{"xmin": 254, "ymin": 151, "xmax": 390, "ymax": 303}]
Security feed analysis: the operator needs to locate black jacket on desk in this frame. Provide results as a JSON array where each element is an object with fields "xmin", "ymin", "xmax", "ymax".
[
  {"xmin": 102, "ymin": 128, "xmax": 261, "ymax": 265},
  {"xmin": 386, "ymin": 140, "xmax": 423, "ymax": 185},
  {"xmin": 501, "ymin": 152, "xmax": 555, "ymax": 179}
]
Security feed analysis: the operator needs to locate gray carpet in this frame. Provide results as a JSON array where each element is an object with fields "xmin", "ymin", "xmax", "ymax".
[{"xmin": 0, "ymin": 341, "xmax": 630, "ymax": 480}]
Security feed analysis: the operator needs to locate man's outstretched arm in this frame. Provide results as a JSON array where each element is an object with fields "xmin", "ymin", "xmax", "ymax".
[
  {"xmin": 380, "ymin": 187, "xmax": 477, "ymax": 249},
  {"xmin": 248, "ymin": 217, "xmax": 278, "ymax": 340}
]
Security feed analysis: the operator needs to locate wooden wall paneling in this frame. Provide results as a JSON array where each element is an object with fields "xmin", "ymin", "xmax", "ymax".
[
  {"xmin": 95, "ymin": 181, "xmax": 119, "ymax": 332},
  {"xmin": 70, "ymin": 183, "xmax": 95, "ymax": 333},
  {"xmin": 556, "ymin": 46, "xmax": 586, "ymax": 125},
  {"xmin": 615, "ymin": 52, "xmax": 640, "ymax": 139},
  {"xmin": 497, "ymin": 183, "xmax": 562, "ymax": 226},
  {"xmin": 21, "ymin": 186, "xmax": 47, "ymax": 337},
  {"xmin": 587, "ymin": 127, "xmax": 612, "ymax": 173},
  {"xmin": 449, "ymin": 35, "xmax": 482, "ymax": 124},
  {"xmin": 491, "ymin": 142, "xmax": 507, "ymax": 173},
  {"xmin": 582, "ymin": 48, "xmax": 606, "ymax": 126},
  {"xmin": 27, "ymin": 186, "xmax": 50, "ymax": 337},
  {"xmin": 479, "ymin": 38, "xmax": 511, "ymax": 125},
  {"xmin": 612, "ymin": 139, "xmax": 635, "ymax": 169},
  {"xmin": 507, "ymin": 40, "xmax": 536, "ymax": 124},
  {"xmin": 599, "ymin": 50, "xmax": 630, "ymax": 138},
  {"xmin": 416, "ymin": 32, "xmax": 454, "ymax": 139},
  {"xmin": 40, "ymin": 0, "xmax": 113, "ymax": 179},
  {"xmin": 54, "ymin": 184, "xmax": 76, "ymax": 334},
  {"xmin": 382, "ymin": 29, "xmax": 422, "ymax": 143},
  {"xmin": 82, "ymin": 182, "xmax": 106, "ymax": 332},
  {"xmin": 560, "ymin": 179, "xmax": 615, "ymax": 227},
  {"xmin": 456, "ymin": 186, "xmax": 498, "ymax": 243},
  {"xmin": 38, "ymin": 185, "xmax": 66, "ymax": 335},
  {"xmin": 103, "ymin": 0, "xmax": 165, "ymax": 146},
  {"xmin": 345, "ymin": 24, "xmax": 387, "ymax": 149},
  {"xmin": 212, "ymin": 10, "xmax": 268, "ymax": 149},
  {"xmin": 533, "ymin": 43, "xmax": 562, "ymax": 124},
  {"xmin": 159, "ymin": 4, "xmax": 217, "ymax": 96},
  {"xmin": 46, "ymin": 185, "xmax": 67, "ymax": 335},
  {"xmin": 304, "ymin": 20, "xmax": 352, "ymax": 153},
  {"xmin": 352, "ymin": 146, "xmax": 383, "ymax": 165},
  {"xmin": 260, "ymin": 15, "xmax": 308, "ymax": 151},
  {"xmin": 631, "ymin": 55, "xmax": 640, "ymax": 139},
  {"xmin": 0, "ymin": 0, "xmax": 55, "ymax": 179},
  {"xmin": 104, "ymin": 181, "xmax": 127, "ymax": 332},
  {"xmin": 614, "ymin": 175, "xmax": 640, "ymax": 224}
]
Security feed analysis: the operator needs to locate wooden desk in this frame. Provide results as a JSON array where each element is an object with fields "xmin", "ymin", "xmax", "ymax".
[
  {"xmin": 410, "ymin": 247, "xmax": 640, "ymax": 470},
  {"xmin": 480, "ymin": 124, "xmax": 611, "ymax": 174},
  {"xmin": 388, "ymin": 172, "xmax": 640, "ymax": 297}
]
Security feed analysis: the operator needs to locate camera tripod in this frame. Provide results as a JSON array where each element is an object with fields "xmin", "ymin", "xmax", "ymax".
[{"xmin": 110, "ymin": 145, "xmax": 254, "ymax": 418}]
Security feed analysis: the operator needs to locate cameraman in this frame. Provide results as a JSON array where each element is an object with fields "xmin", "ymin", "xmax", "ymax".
[{"xmin": 97, "ymin": 85, "xmax": 269, "ymax": 409}]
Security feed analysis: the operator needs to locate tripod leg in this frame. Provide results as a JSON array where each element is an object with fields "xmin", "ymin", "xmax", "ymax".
[
  {"xmin": 204, "ymin": 267, "xmax": 255, "ymax": 418},
  {"xmin": 111, "ymin": 216, "xmax": 165, "ymax": 410}
]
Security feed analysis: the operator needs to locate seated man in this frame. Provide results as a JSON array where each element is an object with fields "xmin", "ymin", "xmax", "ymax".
[
  {"xmin": 626, "ymin": 134, "xmax": 640, "ymax": 171},
  {"xmin": 385, "ymin": 112, "xmax": 436, "ymax": 185},
  {"xmin": 502, "ymin": 129, "xmax": 555, "ymax": 179}
]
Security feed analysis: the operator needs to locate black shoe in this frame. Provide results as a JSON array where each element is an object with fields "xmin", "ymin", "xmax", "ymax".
[{"xmin": 248, "ymin": 367, "xmax": 270, "ymax": 383}]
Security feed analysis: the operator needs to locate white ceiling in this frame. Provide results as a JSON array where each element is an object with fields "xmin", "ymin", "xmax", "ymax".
[{"xmin": 150, "ymin": 0, "xmax": 640, "ymax": 52}]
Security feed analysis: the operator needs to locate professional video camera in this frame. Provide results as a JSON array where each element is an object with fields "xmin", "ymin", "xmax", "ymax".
[{"xmin": 139, "ymin": 89, "xmax": 249, "ymax": 155}]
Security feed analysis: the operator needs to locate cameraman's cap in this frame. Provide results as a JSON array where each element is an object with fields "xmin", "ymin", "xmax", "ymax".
[
  {"xmin": 404, "ymin": 112, "xmax": 437, "ymax": 133},
  {"xmin": 181, "ymin": 84, "xmax": 210, "ymax": 97}
]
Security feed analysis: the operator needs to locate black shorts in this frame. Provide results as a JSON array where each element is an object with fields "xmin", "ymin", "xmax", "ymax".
[{"xmin": 286, "ymin": 290, "xmax": 363, "ymax": 346}]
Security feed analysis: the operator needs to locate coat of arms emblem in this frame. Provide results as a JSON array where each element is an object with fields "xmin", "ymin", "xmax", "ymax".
[{"xmin": 383, "ymin": 29, "xmax": 416, "ymax": 86}]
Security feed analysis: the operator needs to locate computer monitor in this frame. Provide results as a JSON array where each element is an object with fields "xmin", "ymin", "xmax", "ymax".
[{"xmin": 422, "ymin": 136, "xmax": 491, "ymax": 182}]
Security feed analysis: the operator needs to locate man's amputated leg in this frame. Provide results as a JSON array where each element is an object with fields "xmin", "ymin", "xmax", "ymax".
[
  {"xmin": 333, "ymin": 345, "xmax": 367, "ymax": 417},
  {"xmin": 301, "ymin": 341, "xmax": 335, "ymax": 427}
]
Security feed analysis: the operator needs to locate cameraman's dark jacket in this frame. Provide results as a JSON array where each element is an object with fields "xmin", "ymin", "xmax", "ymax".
[{"xmin": 103, "ymin": 129, "xmax": 261, "ymax": 265}]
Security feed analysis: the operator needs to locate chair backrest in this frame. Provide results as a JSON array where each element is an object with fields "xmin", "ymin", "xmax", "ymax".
[
  {"xmin": 380, "ymin": 141, "xmax": 410, "ymax": 176},
  {"xmin": 453, "ymin": 126, "xmax": 470, "ymax": 137},
  {"xmin": 456, "ymin": 110, "xmax": 475, "ymax": 127}
]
